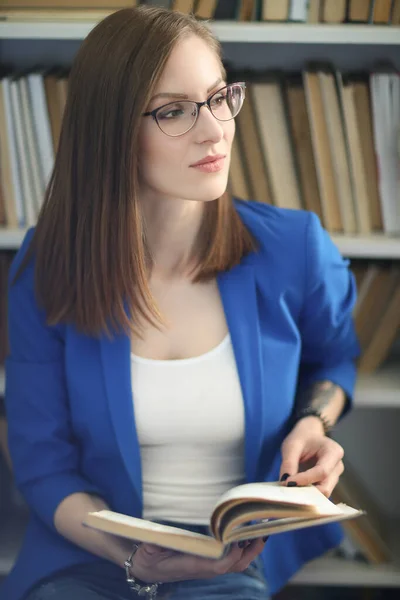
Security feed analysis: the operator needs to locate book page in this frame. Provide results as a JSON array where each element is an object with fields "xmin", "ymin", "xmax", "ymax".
[
  {"xmin": 224, "ymin": 505, "xmax": 364, "ymax": 543},
  {"xmin": 84, "ymin": 511, "xmax": 224, "ymax": 559},
  {"xmin": 213, "ymin": 482, "xmax": 344, "ymax": 516}
]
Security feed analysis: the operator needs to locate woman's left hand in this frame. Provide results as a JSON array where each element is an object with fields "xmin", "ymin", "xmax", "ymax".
[{"xmin": 279, "ymin": 416, "xmax": 344, "ymax": 497}]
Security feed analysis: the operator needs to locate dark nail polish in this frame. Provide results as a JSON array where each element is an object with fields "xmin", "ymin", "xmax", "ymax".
[
  {"xmin": 287, "ymin": 481, "xmax": 297, "ymax": 487},
  {"xmin": 262, "ymin": 536, "xmax": 269, "ymax": 543},
  {"xmin": 280, "ymin": 473, "xmax": 290, "ymax": 482},
  {"xmin": 238, "ymin": 541, "xmax": 245, "ymax": 548}
]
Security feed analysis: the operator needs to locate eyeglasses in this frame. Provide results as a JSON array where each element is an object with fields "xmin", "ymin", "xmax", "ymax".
[{"xmin": 142, "ymin": 82, "xmax": 246, "ymax": 137}]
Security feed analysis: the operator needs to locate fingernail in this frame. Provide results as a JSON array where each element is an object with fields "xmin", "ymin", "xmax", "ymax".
[
  {"xmin": 263, "ymin": 536, "xmax": 269, "ymax": 543},
  {"xmin": 280, "ymin": 473, "xmax": 290, "ymax": 482},
  {"xmin": 238, "ymin": 541, "xmax": 245, "ymax": 548},
  {"xmin": 287, "ymin": 481, "xmax": 297, "ymax": 487}
]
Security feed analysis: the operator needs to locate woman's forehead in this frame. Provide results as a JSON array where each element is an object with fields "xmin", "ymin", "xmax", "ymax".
[{"xmin": 154, "ymin": 35, "xmax": 223, "ymax": 93}]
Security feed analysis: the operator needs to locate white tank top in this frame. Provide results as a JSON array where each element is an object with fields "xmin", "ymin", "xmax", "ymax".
[{"xmin": 131, "ymin": 333, "xmax": 246, "ymax": 525}]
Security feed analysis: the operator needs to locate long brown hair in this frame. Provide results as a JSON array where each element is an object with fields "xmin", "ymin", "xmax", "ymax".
[{"xmin": 15, "ymin": 5, "xmax": 257, "ymax": 338}]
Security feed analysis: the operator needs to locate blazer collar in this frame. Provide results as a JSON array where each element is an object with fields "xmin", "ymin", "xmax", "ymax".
[
  {"xmin": 217, "ymin": 264, "xmax": 263, "ymax": 482},
  {"xmin": 100, "ymin": 263, "xmax": 264, "ymax": 506}
]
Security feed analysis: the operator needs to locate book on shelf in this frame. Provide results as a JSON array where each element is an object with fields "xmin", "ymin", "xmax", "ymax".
[
  {"xmin": 194, "ymin": 0, "xmax": 219, "ymax": 19},
  {"xmin": 171, "ymin": 0, "xmax": 195, "ymax": 13},
  {"xmin": 347, "ymin": 0, "xmax": 374, "ymax": 23},
  {"xmin": 319, "ymin": 69, "xmax": 357, "ymax": 234},
  {"xmin": 349, "ymin": 259, "xmax": 400, "ymax": 373},
  {"xmin": 284, "ymin": 73, "xmax": 322, "ymax": 220},
  {"xmin": 321, "ymin": 0, "xmax": 347, "ymax": 23},
  {"xmin": 0, "ymin": 8, "xmax": 126, "ymax": 22},
  {"xmin": 370, "ymin": 65, "xmax": 400, "ymax": 235},
  {"xmin": 84, "ymin": 481, "xmax": 363, "ymax": 559},
  {"xmin": 1, "ymin": 0, "xmax": 399, "ymax": 23},
  {"xmin": 339, "ymin": 74, "xmax": 373, "ymax": 234},
  {"xmin": 307, "ymin": 0, "xmax": 322, "ymax": 22},
  {"xmin": 234, "ymin": 76, "xmax": 272, "ymax": 204},
  {"xmin": 261, "ymin": 0, "xmax": 290, "ymax": 22},
  {"xmin": 392, "ymin": 0, "xmax": 400, "ymax": 23},
  {"xmin": 303, "ymin": 68, "xmax": 343, "ymax": 232},
  {"xmin": 0, "ymin": 1, "xmax": 137, "ymax": 6},
  {"xmin": 357, "ymin": 279, "xmax": 400, "ymax": 373},
  {"xmin": 288, "ymin": 0, "xmax": 309, "ymax": 22},
  {"xmin": 372, "ymin": 0, "xmax": 393, "ymax": 23},
  {"xmin": 353, "ymin": 262, "xmax": 400, "ymax": 350},
  {"xmin": 250, "ymin": 74, "xmax": 302, "ymax": 210},
  {"xmin": 332, "ymin": 459, "xmax": 393, "ymax": 564}
]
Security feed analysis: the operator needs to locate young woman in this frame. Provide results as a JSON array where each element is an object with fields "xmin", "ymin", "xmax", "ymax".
[{"xmin": 1, "ymin": 5, "xmax": 360, "ymax": 600}]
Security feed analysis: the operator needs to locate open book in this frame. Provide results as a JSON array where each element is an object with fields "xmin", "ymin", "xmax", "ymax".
[{"xmin": 84, "ymin": 481, "xmax": 364, "ymax": 559}]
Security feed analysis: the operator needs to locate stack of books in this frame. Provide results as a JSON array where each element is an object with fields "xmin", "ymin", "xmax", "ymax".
[
  {"xmin": 1, "ymin": 64, "xmax": 399, "ymax": 236},
  {"xmin": 0, "ymin": 1, "xmax": 399, "ymax": 24}
]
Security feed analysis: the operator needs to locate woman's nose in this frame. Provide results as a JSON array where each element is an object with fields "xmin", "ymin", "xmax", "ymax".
[{"xmin": 195, "ymin": 105, "xmax": 224, "ymax": 142}]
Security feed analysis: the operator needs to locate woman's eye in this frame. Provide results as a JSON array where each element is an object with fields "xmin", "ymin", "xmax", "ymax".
[
  {"xmin": 158, "ymin": 106, "xmax": 185, "ymax": 120},
  {"xmin": 211, "ymin": 94, "xmax": 227, "ymax": 107}
]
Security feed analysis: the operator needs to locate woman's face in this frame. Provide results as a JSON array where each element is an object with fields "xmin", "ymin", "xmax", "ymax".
[{"xmin": 138, "ymin": 34, "xmax": 235, "ymax": 204}]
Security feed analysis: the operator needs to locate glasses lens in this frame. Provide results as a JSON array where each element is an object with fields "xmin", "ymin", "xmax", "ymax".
[
  {"xmin": 156, "ymin": 101, "xmax": 198, "ymax": 137},
  {"xmin": 210, "ymin": 84, "xmax": 244, "ymax": 121}
]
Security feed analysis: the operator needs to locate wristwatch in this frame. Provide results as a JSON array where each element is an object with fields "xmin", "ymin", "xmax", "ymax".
[
  {"xmin": 124, "ymin": 544, "xmax": 161, "ymax": 598},
  {"xmin": 293, "ymin": 407, "xmax": 333, "ymax": 436}
]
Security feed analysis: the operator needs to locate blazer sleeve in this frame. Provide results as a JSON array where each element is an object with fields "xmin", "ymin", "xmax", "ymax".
[
  {"xmin": 5, "ymin": 235, "xmax": 102, "ymax": 532},
  {"xmin": 296, "ymin": 212, "xmax": 361, "ymax": 416}
]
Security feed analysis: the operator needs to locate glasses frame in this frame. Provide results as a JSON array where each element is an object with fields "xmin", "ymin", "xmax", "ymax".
[{"xmin": 142, "ymin": 82, "xmax": 246, "ymax": 137}]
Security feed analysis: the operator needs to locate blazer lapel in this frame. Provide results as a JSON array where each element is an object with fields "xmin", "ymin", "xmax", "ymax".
[
  {"xmin": 218, "ymin": 264, "xmax": 263, "ymax": 483},
  {"xmin": 100, "ymin": 330, "xmax": 143, "ymax": 508}
]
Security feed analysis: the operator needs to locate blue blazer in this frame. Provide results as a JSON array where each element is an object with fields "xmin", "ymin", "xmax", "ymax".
[{"xmin": 1, "ymin": 201, "xmax": 360, "ymax": 600}]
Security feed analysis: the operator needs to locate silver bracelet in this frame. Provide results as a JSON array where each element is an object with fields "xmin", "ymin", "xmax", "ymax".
[{"xmin": 124, "ymin": 543, "xmax": 161, "ymax": 598}]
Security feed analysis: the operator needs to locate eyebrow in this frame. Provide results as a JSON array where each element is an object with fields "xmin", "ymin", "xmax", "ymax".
[{"xmin": 150, "ymin": 77, "xmax": 224, "ymax": 102}]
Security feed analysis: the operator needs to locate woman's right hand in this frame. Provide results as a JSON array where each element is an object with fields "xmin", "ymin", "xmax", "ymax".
[{"xmin": 129, "ymin": 538, "xmax": 267, "ymax": 584}]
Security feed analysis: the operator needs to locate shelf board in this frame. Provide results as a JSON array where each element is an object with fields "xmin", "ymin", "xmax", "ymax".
[
  {"xmin": 290, "ymin": 553, "xmax": 400, "ymax": 587},
  {"xmin": 355, "ymin": 362, "xmax": 400, "ymax": 408},
  {"xmin": 0, "ymin": 228, "xmax": 27, "ymax": 250},
  {"xmin": 0, "ymin": 21, "xmax": 399, "ymax": 43},
  {"xmin": 1, "ymin": 228, "xmax": 400, "ymax": 257},
  {"xmin": 292, "ymin": 517, "xmax": 400, "ymax": 587},
  {"xmin": 332, "ymin": 234, "xmax": 400, "ymax": 259}
]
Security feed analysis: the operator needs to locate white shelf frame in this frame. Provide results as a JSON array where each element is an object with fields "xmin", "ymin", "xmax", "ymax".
[
  {"xmin": 291, "ymin": 554, "xmax": 400, "ymax": 587},
  {"xmin": 0, "ymin": 21, "xmax": 399, "ymax": 43},
  {"xmin": 292, "ymin": 519, "xmax": 400, "ymax": 587},
  {"xmin": 2, "ymin": 228, "xmax": 400, "ymax": 258},
  {"xmin": 331, "ymin": 235, "xmax": 400, "ymax": 259},
  {"xmin": 0, "ymin": 228, "xmax": 27, "ymax": 250}
]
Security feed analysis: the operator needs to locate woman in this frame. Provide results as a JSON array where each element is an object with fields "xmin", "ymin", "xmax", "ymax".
[{"xmin": 1, "ymin": 5, "xmax": 360, "ymax": 600}]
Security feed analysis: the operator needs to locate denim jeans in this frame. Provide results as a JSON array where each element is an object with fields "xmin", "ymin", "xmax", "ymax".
[{"xmin": 24, "ymin": 523, "xmax": 269, "ymax": 600}]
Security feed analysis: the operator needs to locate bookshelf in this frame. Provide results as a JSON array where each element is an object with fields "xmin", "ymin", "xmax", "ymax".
[
  {"xmin": 1, "ymin": 8, "xmax": 400, "ymax": 593},
  {"xmin": 0, "ymin": 21, "xmax": 399, "ymax": 44}
]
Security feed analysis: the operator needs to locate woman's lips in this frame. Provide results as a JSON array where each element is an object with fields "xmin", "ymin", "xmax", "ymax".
[{"xmin": 190, "ymin": 156, "xmax": 226, "ymax": 173}]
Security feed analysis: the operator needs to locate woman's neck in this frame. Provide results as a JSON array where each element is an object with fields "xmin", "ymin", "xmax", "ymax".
[{"xmin": 141, "ymin": 194, "xmax": 205, "ymax": 279}]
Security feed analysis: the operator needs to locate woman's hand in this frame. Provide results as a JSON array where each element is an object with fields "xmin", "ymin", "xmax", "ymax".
[
  {"xmin": 129, "ymin": 538, "xmax": 266, "ymax": 584},
  {"xmin": 279, "ymin": 416, "xmax": 344, "ymax": 497}
]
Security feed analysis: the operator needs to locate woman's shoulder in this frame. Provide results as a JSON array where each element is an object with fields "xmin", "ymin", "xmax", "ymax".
[{"xmin": 233, "ymin": 198, "xmax": 317, "ymax": 254}]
